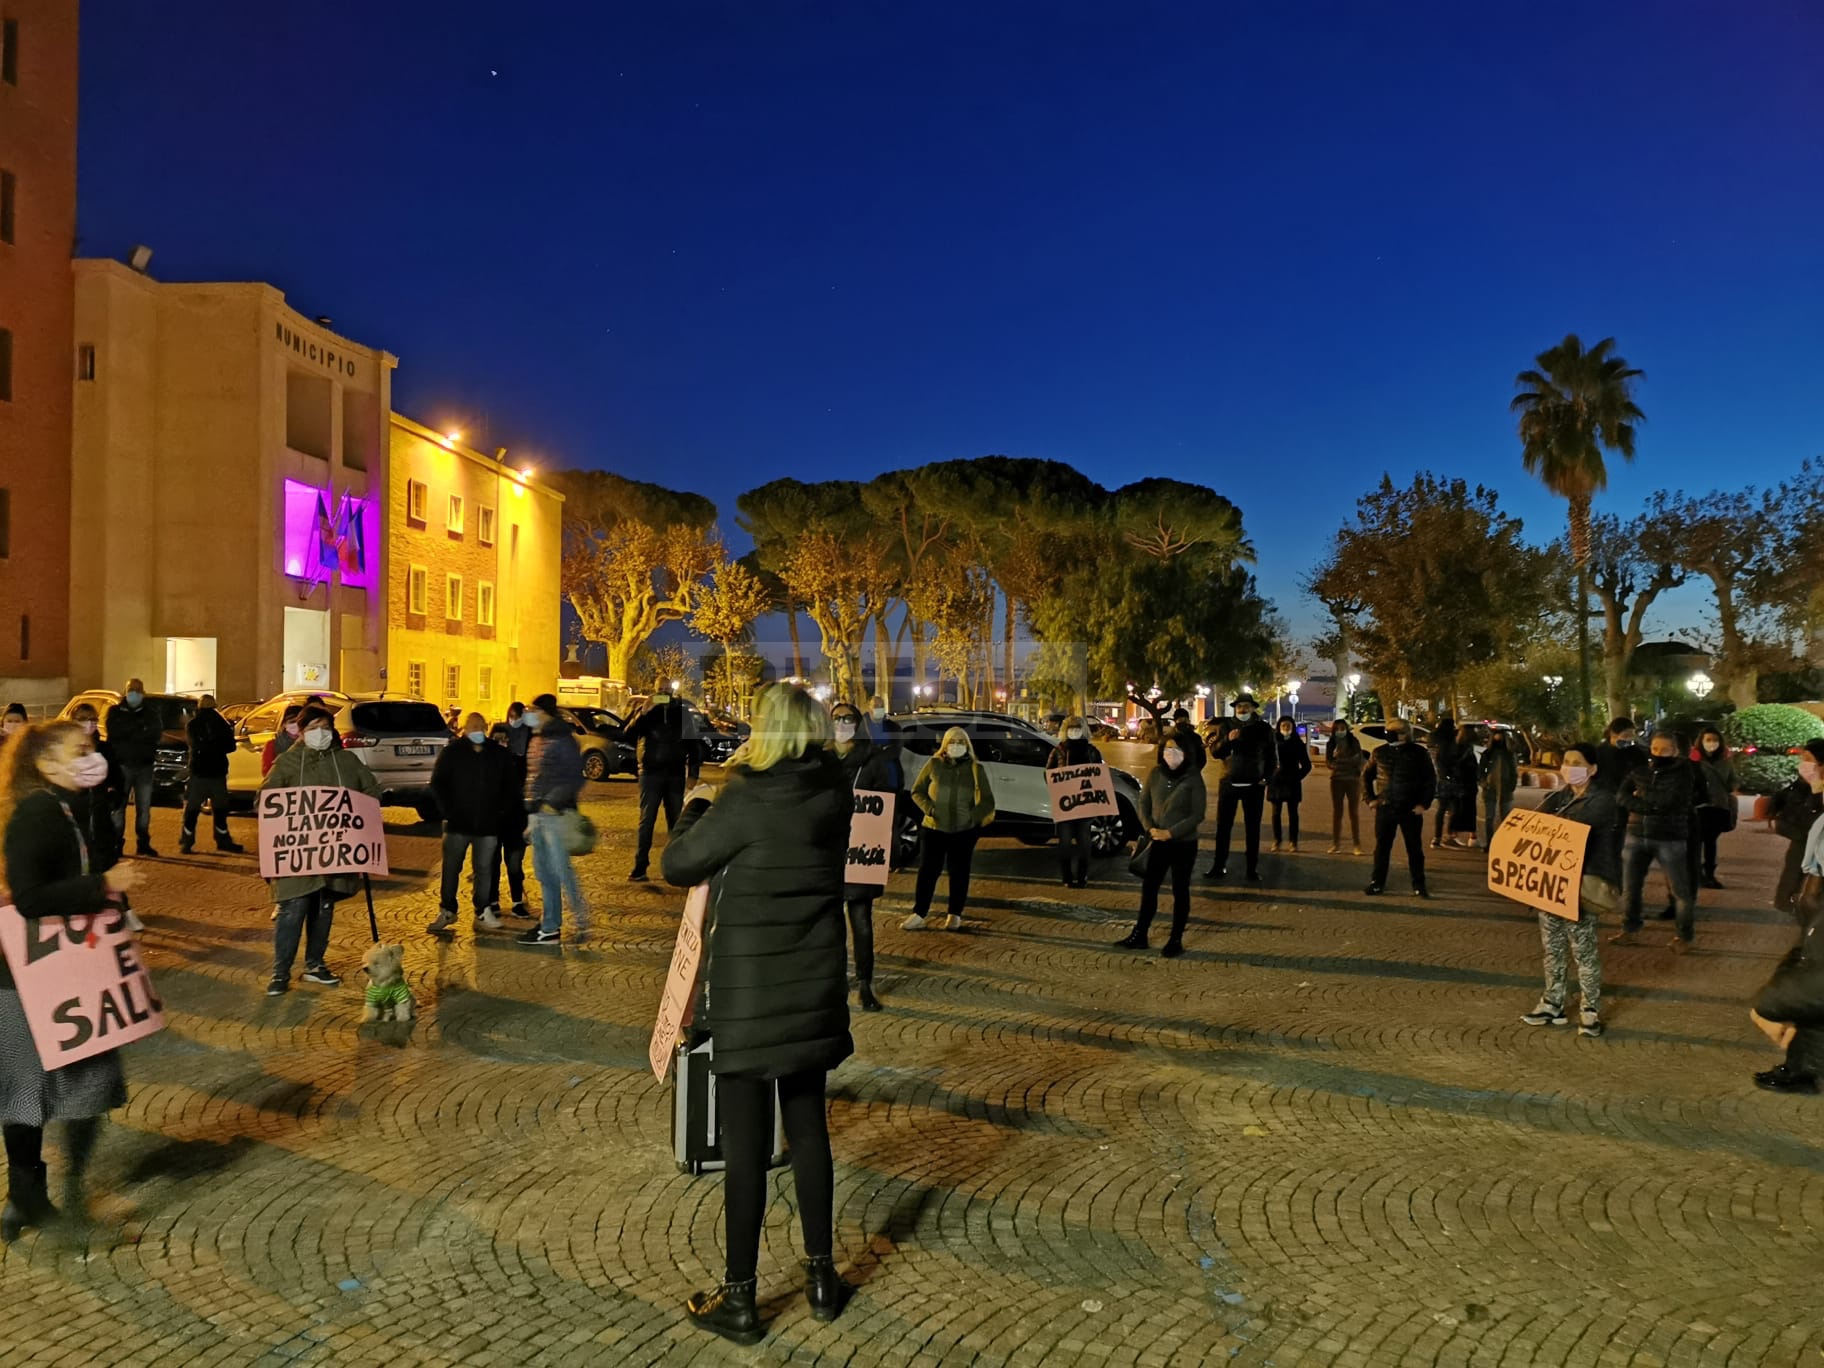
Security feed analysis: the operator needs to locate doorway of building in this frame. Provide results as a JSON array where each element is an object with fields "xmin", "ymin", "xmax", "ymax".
[
  {"xmin": 165, "ymin": 637, "xmax": 218, "ymax": 695},
  {"xmin": 283, "ymin": 607, "xmax": 331, "ymax": 690}
]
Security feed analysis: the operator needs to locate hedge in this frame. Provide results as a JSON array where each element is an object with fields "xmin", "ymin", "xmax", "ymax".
[{"xmin": 1721, "ymin": 704, "xmax": 1824, "ymax": 795}]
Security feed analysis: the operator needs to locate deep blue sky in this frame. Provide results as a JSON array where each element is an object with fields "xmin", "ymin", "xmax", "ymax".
[{"xmin": 78, "ymin": 2, "xmax": 1823, "ymax": 643}]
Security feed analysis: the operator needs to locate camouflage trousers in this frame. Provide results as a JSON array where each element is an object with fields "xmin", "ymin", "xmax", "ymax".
[{"xmin": 1539, "ymin": 910, "xmax": 1602, "ymax": 1014}]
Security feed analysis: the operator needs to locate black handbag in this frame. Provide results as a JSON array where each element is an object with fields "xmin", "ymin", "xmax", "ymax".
[{"xmin": 1128, "ymin": 837, "xmax": 1153, "ymax": 877}]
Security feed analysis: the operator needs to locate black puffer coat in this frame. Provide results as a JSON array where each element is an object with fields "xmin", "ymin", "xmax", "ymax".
[
  {"xmin": 1618, "ymin": 758, "xmax": 1700, "ymax": 841},
  {"xmin": 661, "ymin": 751, "xmax": 854, "ymax": 1080},
  {"xmin": 1771, "ymin": 779, "xmax": 1824, "ymax": 844},
  {"xmin": 1364, "ymin": 740, "xmax": 1437, "ymax": 810},
  {"xmin": 1213, "ymin": 716, "xmax": 1277, "ymax": 787},
  {"xmin": 1756, "ymin": 907, "xmax": 1824, "ymax": 1076},
  {"xmin": 1268, "ymin": 731, "xmax": 1311, "ymax": 801},
  {"xmin": 837, "ymin": 736, "xmax": 897, "ymax": 901}
]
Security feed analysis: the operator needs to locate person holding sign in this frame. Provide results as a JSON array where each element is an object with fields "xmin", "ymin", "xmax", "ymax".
[
  {"xmin": 260, "ymin": 704, "xmax": 382, "ymax": 995},
  {"xmin": 0, "ymin": 721, "xmax": 143, "ymax": 1239},
  {"xmin": 1116, "ymin": 733, "xmax": 1207, "ymax": 957},
  {"xmin": 831, "ymin": 702, "xmax": 894, "ymax": 1012},
  {"xmin": 1046, "ymin": 716, "xmax": 1103, "ymax": 888},
  {"xmin": 659, "ymin": 683, "xmax": 855, "ymax": 1345},
  {"xmin": 903, "ymin": 728, "xmax": 996, "ymax": 932},
  {"xmin": 1519, "ymin": 745, "xmax": 1616, "ymax": 1038}
]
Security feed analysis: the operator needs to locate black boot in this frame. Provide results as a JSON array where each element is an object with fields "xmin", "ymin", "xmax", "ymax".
[
  {"xmin": 804, "ymin": 1255, "xmax": 852, "ymax": 1323},
  {"xmin": 846, "ymin": 901, "xmax": 880, "ymax": 1012},
  {"xmin": 1, "ymin": 1161, "xmax": 56, "ymax": 1242},
  {"xmin": 685, "ymin": 1279, "xmax": 763, "ymax": 1345},
  {"xmin": 1115, "ymin": 927, "xmax": 1148, "ymax": 950},
  {"xmin": 857, "ymin": 981, "xmax": 882, "ymax": 1012}
]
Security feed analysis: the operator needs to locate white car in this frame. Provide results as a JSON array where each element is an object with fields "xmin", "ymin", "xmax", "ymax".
[{"xmin": 889, "ymin": 711, "xmax": 1143, "ymax": 861}]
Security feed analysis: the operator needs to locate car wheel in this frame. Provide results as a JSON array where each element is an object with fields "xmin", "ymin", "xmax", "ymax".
[
  {"xmin": 892, "ymin": 806, "xmax": 923, "ymax": 870},
  {"xmin": 1089, "ymin": 800, "xmax": 1137, "ymax": 856},
  {"xmin": 582, "ymin": 751, "xmax": 607, "ymax": 781},
  {"xmin": 1015, "ymin": 832, "xmax": 1054, "ymax": 847}
]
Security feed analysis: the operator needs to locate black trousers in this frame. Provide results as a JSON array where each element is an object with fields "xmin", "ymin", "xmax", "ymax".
[
  {"xmin": 490, "ymin": 830, "xmax": 527, "ymax": 908},
  {"xmin": 1271, "ymin": 798, "xmax": 1300, "ymax": 846},
  {"xmin": 1777, "ymin": 838, "xmax": 1808, "ymax": 917},
  {"xmin": 844, "ymin": 896, "xmax": 876, "ymax": 983},
  {"xmin": 181, "ymin": 774, "xmax": 233, "ymax": 845},
  {"xmin": 912, "ymin": 827, "xmax": 980, "ymax": 919},
  {"xmin": 440, "ymin": 831, "xmax": 500, "ymax": 914},
  {"xmin": 719, "ymin": 1069, "xmax": 833, "ymax": 1282},
  {"xmin": 633, "ymin": 774, "xmax": 685, "ymax": 874},
  {"xmin": 1056, "ymin": 818, "xmax": 1094, "ymax": 879},
  {"xmin": 1213, "ymin": 782, "xmax": 1264, "ymax": 874},
  {"xmin": 1697, "ymin": 807, "xmax": 1730, "ymax": 881},
  {"xmin": 1134, "ymin": 840, "xmax": 1197, "ymax": 940},
  {"xmin": 1370, "ymin": 805, "xmax": 1426, "ymax": 890}
]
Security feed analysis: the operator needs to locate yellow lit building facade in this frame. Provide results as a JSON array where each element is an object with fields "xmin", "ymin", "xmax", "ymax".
[{"xmin": 385, "ymin": 416, "xmax": 562, "ymax": 723}]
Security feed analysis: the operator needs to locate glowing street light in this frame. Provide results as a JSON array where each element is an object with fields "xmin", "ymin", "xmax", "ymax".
[
  {"xmin": 1689, "ymin": 671, "xmax": 1714, "ymax": 699},
  {"xmin": 1346, "ymin": 673, "xmax": 1361, "ymax": 691},
  {"xmin": 444, "ymin": 430, "xmax": 462, "ymax": 446}
]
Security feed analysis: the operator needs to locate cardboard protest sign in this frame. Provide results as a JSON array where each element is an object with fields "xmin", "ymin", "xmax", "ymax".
[
  {"xmin": 1046, "ymin": 764, "xmax": 1117, "ymax": 822},
  {"xmin": 1486, "ymin": 808, "xmax": 1589, "ymax": 920},
  {"xmin": 258, "ymin": 786, "xmax": 390, "ymax": 879},
  {"xmin": 846, "ymin": 788, "xmax": 895, "ymax": 888},
  {"xmin": 649, "ymin": 883, "xmax": 711, "ymax": 1081},
  {"xmin": 0, "ymin": 903, "xmax": 165, "ymax": 1068}
]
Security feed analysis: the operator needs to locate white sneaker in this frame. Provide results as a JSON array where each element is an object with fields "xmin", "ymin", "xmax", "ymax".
[
  {"xmin": 944, "ymin": 915, "xmax": 964, "ymax": 931},
  {"xmin": 477, "ymin": 909, "xmax": 503, "ymax": 930},
  {"xmin": 901, "ymin": 913, "xmax": 928, "ymax": 931}
]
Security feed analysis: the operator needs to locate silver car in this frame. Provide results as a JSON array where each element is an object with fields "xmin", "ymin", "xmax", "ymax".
[{"xmin": 331, "ymin": 695, "xmax": 453, "ymax": 820}]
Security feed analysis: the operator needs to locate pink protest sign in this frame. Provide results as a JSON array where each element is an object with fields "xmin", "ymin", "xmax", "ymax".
[
  {"xmin": 846, "ymin": 789, "xmax": 894, "ymax": 889},
  {"xmin": 0, "ymin": 903, "xmax": 165, "ymax": 1068},
  {"xmin": 258, "ymin": 786, "xmax": 390, "ymax": 879},
  {"xmin": 1046, "ymin": 763, "xmax": 1116, "ymax": 822},
  {"xmin": 650, "ymin": 884, "xmax": 711, "ymax": 1081}
]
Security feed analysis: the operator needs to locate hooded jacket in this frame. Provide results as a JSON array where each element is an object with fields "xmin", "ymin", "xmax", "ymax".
[
  {"xmin": 660, "ymin": 750, "xmax": 854, "ymax": 1080},
  {"xmin": 1213, "ymin": 714, "xmax": 1277, "ymax": 787},
  {"xmin": 1618, "ymin": 757, "xmax": 1701, "ymax": 841},
  {"xmin": 260, "ymin": 742, "xmax": 383, "ymax": 903},
  {"xmin": 1363, "ymin": 739, "xmax": 1437, "ymax": 810},
  {"xmin": 1268, "ymin": 729, "xmax": 1312, "ymax": 801}
]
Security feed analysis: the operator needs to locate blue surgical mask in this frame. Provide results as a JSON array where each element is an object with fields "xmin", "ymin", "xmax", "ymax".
[
  {"xmin": 125, "ymin": 691, "xmax": 144, "ymax": 707},
  {"xmin": 466, "ymin": 731, "xmax": 487, "ymax": 745}
]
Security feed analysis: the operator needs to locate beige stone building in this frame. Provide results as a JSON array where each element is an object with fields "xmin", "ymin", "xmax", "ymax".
[
  {"xmin": 386, "ymin": 416, "xmax": 562, "ymax": 722},
  {"xmin": 70, "ymin": 259, "xmax": 395, "ymax": 701}
]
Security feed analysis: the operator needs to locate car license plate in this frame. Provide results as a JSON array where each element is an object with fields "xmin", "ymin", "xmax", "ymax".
[{"xmin": 395, "ymin": 745, "xmax": 434, "ymax": 757}]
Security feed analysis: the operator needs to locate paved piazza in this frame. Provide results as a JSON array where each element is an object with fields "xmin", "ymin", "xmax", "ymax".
[{"xmin": 2, "ymin": 749, "xmax": 1819, "ymax": 1367}]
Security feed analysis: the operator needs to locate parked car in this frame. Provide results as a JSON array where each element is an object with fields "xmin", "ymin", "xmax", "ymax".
[
  {"xmin": 58, "ymin": 690, "xmax": 197, "ymax": 797},
  {"xmin": 223, "ymin": 690, "xmax": 355, "ymax": 801},
  {"xmin": 558, "ymin": 706, "xmax": 637, "ymax": 781},
  {"xmin": 890, "ymin": 709, "xmax": 1143, "ymax": 865},
  {"xmin": 225, "ymin": 692, "xmax": 444, "ymax": 820}
]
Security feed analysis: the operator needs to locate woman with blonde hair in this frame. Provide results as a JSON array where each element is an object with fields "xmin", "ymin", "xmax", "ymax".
[
  {"xmin": 661, "ymin": 683, "xmax": 854, "ymax": 1343},
  {"xmin": 0, "ymin": 721, "xmax": 143, "ymax": 1240},
  {"xmin": 903, "ymin": 726, "xmax": 995, "ymax": 931},
  {"xmin": 1046, "ymin": 716, "xmax": 1102, "ymax": 888}
]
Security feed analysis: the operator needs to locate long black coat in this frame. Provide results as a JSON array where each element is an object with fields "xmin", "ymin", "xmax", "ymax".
[
  {"xmin": 3, "ymin": 789, "xmax": 114, "ymax": 990},
  {"xmin": 1267, "ymin": 732, "xmax": 1311, "ymax": 802},
  {"xmin": 661, "ymin": 751, "xmax": 854, "ymax": 1080}
]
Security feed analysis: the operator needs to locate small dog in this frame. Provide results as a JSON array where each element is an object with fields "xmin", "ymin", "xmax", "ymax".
[{"xmin": 360, "ymin": 942, "xmax": 413, "ymax": 1023}]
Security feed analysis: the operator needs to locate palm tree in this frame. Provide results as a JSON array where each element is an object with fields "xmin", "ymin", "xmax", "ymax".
[{"xmin": 1512, "ymin": 334, "xmax": 1645, "ymax": 724}]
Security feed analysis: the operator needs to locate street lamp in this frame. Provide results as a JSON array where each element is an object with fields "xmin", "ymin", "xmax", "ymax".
[
  {"xmin": 1542, "ymin": 675, "xmax": 1563, "ymax": 688},
  {"xmin": 1689, "ymin": 671, "xmax": 1714, "ymax": 700}
]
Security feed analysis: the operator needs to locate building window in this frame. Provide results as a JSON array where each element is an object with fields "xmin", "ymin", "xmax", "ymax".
[
  {"xmin": 444, "ymin": 663, "xmax": 461, "ymax": 700},
  {"xmin": 406, "ymin": 660, "xmax": 426, "ymax": 698},
  {"xmin": 2, "ymin": 19, "xmax": 16, "ymax": 86},
  {"xmin": 76, "ymin": 344, "xmax": 95, "ymax": 381},
  {"xmin": 0, "ymin": 488, "xmax": 9, "ymax": 558},
  {"xmin": 0, "ymin": 171, "xmax": 14, "ymax": 245},
  {"xmin": 479, "ymin": 666, "xmax": 493, "ymax": 701},
  {"xmin": 0, "ymin": 329, "xmax": 11, "ymax": 403},
  {"xmin": 406, "ymin": 480, "xmax": 427, "ymax": 526},
  {"xmin": 446, "ymin": 574, "xmax": 463, "ymax": 622},
  {"xmin": 447, "ymin": 494, "xmax": 464, "ymax": 535},
  {"xmin": 407, "ymin": 564, "xmax": 427, "ymax": 615},
  {"xmin": 479, "ymin": 505, "xmax": 495, "ymax": 546},
  {"xmin": 284, "ymin": 370, "xmax": 332, "ymax": 460},
  {"xmin": 478, "ymin": 581, "xmax": 496, "ymax": 627}
]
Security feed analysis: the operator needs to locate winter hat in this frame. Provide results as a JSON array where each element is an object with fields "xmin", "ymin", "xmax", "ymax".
[
  {"xmin": 1233, "ymin": 694, "xmax": 1259, "ymax": 709},
  {"xmin": 531, "ymin": 693, "xmax": 559, "ymax": 715}
]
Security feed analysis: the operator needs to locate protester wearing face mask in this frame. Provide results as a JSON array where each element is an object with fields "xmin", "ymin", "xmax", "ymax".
[
  {"xmin": 517, "ymin": 695, "xmax": 591, "ymax": 946},
  {"xmin": 0, "ymin": 721, "xmax": 145, "ymax": 1239},
  {"xmin": 65, "ymin": 704, "xmax": 123, "ymax": 870},
  {"xmin": 1362, "ymin": 719, "xmax": 1436, "ymax": 897},
  {"xmin": 180, "ymin": 695, "xmax": 244, "ymax": 856},
  {"xmin": 831, "ymin": 703, "xmax": 894, "ymax": 1010},
  {"xmin": 1324, "ymin": 719, "xmax": 1366, "ymax": 855},
  {"xmin": 1477, "ymin": 729, "xmax": 1518, "ymax": 849},
  {"xmin": 1592, "ymin": 717, "xmax": 1648, "ymax": 846},
  {"xmin": 489, "ymin": 702, "xmax": 533, "ymax": 920},
  {"xmin": 1168, "ymin": 708, "xmax": 1207, "ymax": 773},
  {"xmin": 1267, "ymin": 718, "xmax": 1312, "ymax": 854},
  {"xmin": 1768, "ymin": 739, "xmax": 1824, "ymax": 918},
  {"xmin": 262, "ymin": 705, "xmax": 305, "ymax": 777},
  {"xmin": 1046, "ymin": 716, "xmax": 1104, "ymax": 888},
  {"xmin": 259, "ymin": 703, "xmax": 382, "ymax": 993},
  {"xmin": 427, "ymin": 713, "xmax": 521, "ymax": 936},
  {"xmin": 1116, "ymin": 731, "xmax": 1207, "ymax": 957},
  {"xmin": 1207, "ymin": 694, "xmax": 1277, "ymax": 882},
  {"xmin": 105, "ymin": 679, "xmax": 164, "ymax": 858},
  {"xmin": 1428, "ymin": 718, "xmax": 1464, "ymax": 851},
  {"xmin": 903, "ymin": 727, "xmax": 995, "ymax": 931},
  {"xmin": 1689, "ymin": 727, "xmax": 1738, "ymax": 891},
  {"xmin": 1521, "ymin": 745, "xmax": 1616, "ymax": 1038},
  {"xmin": 1612, "ymin": 731, "xmax": 1702, "ymax": 951},
  {"xmin": 625, "ymin": 689, "xmax": 705, "ymax": 883}
]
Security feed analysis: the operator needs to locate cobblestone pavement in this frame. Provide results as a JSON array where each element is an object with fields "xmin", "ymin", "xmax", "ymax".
[{"xmin": 2, "ymin": 759, "xmax": 1820, "ymax": 1367}]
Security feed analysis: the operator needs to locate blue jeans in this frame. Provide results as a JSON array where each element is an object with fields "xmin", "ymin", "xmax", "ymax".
[
  {"xmin": 528, "ymin": 812, "xmax": 588, "ymax": 935},
  {"xmin": 273, "ymin": 891, "xmax": 338, "ymax": 979},
  {"xmin": 117, "ymin": 763, "xmax": 157, "ymax": 849},
  {"xmin": 1623, "ymin": 834, "xmax": 1695, "ymax": 941}
]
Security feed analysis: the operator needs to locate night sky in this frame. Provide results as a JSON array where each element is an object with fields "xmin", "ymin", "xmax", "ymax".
[{"xmin": 77, "ymin": 2, "xmax": 1823, "ymax": 642}]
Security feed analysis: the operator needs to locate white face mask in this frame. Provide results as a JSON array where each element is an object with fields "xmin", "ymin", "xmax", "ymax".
[
  {"xmin": 1163, "ymin": 748, "xmax": 1184, "ymax": 769},
  {"xmin": 833, "ymin": 721, "xmax": 856, "ymax": 743},
  {"xmin": 303, "ymin": 727, "xmax": 335, "ymax": 751},
  {"xmin": 1067, "ymin": 728, "xmax": 1084, "ymax": 740},
  {"xmin": 1235, "ymin": 711, "xmax": 1253, "ymax": 722},
  {"xmin": 871, "ymin": 707, "xmax": 887, "ymax": 721},
  {"xmin": 1562, "ymin": 765, "xmax": 1590, "ymax": 786},
  {"xmin": 466, "ymin": 731, "xmax": 488, "ymax": 745},
  {"xmin": 946, "ymin": 744, "xmax": 968, "ymax": 760},
  {"xmin": 70, "ymin": 752, "xmax": 110, "ymax": 788}
]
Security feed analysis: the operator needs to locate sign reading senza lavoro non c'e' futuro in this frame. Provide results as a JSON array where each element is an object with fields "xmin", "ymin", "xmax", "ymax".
[
  {"xmin": 258, "ymin": 786, "xmax": 390, "ymax": 879},
  {"xmin": 0, "ymin": 902, "xmax": 165, "ymax": 1068},
  {"xmin": 1046, "ymin": 764, "xmax": 1116, "ymax": 821}
]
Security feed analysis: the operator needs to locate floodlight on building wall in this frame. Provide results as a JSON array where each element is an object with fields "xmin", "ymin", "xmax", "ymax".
[{"xmin": 127, "ymin": 244, "xmax": 153, "ymax": 273}]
